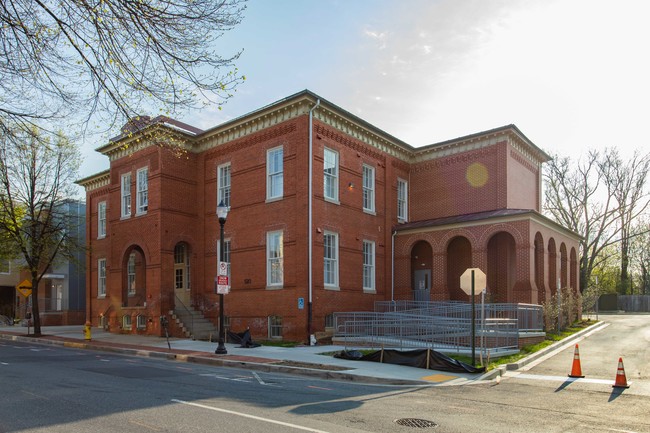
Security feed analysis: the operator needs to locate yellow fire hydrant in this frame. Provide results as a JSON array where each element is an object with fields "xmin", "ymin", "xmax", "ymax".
[{"xmin": 83, "ymin": 321, "xmax": 92, "ymax": 341}]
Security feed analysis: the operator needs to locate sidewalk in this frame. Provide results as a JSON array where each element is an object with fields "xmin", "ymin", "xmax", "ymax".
[
  {"xmin": 0, "ymin": 323, "xmax": 605, "ymax": 386},
  {"xmin": 0, "ymin": 325, "xmax": 487, "ymax": 386}
]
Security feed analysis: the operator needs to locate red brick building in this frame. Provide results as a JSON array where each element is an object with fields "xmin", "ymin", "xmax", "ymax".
[{"xmin": 77, "ymin": 90, "xmax": 580, "ymax": 342}]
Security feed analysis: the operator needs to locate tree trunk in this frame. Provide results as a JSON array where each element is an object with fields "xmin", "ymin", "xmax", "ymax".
[{"xmin": 30, "ymin": 273, "xmax": 41, "ymax": 336}]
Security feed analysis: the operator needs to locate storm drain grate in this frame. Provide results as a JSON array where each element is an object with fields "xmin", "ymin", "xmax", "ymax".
[{"xmin": 394, "ymin": 418, "xmax": 438, "ymax": 429}]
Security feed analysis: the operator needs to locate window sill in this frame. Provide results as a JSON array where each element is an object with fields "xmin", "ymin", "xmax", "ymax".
[
  {"xmin": 266, "ymin": 285, "xmax": 284, "ymax": 290},
  {"xmin": 363, "ymin": 289, "xmax": 377, "ymax": 294},
  {"xmin": 324, "ymin": 197, "xmax": 340, "ymax": 205},
  {"xmin": 135, "ymin": 211, "xmax": 147, "ymax": 217},
  {"xmin": 324, "ymin": 285, "xmax": 340, "ymax": 291},
  {"xmin": 97, "ymin": 235, "xmax": 106, "ymax": 240},
  {"xmin": 363, "ymin": 209, "xmax": 376, "ymax": 216},
  {"xmin": 98, "ymin": 295, "xmax": 106, "ymax": 299},
  {"xmin": 265, "ymin": 196, "xmax": 283, "ymax": 204}
]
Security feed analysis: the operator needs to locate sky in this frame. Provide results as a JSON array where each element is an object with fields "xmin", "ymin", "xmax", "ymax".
[{"xmin": 80, "ymin": 0, "xmax": 650, "ymax": 179}]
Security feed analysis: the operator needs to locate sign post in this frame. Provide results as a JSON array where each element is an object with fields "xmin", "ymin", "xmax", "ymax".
[{"xmin": 460, "ymin": 268, "xmax": 486, "ymax": 366}]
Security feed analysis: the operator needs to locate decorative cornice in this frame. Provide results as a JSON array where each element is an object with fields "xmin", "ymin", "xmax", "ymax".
[
  {"xmin": 413, "ymin": 146, "xmax": 497, "ymax": 173},
  {"xmin": 76, "ymin": 170, "xmax": 110, "ymax": 192}
]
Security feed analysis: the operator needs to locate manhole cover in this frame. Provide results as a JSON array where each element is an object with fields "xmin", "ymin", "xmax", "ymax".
[{"xmin": 394, "ymin": 418, "xmax": 438, "ymax": 429}]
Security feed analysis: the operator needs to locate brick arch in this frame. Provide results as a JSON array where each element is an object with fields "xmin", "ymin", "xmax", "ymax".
[
  {"xmin": 438, "ymin": 229, "xmax": 479, "ymax": 252},
  {"xmin": 477, "ymin": 223, "xmax": 525, "ymax": 249},
  {"xmin": 560, "ymin": 243, "xmax": 568, "ymax": 288},
  {"xmin": 399, "ymin": 234, "xmax": 437, "ymax": 256},
  {"xmin": 487, "ymin": 231, "xmax": 517, "ymax": 302},
  {"xmin": 570, "ymin": 247, "xmax": 578, "ymax": 291},
  {"xmin": 446, "ymin": 236, "xmax": 472, "ymax": 301},
  {"xmin": 548, "ymin": 238, "xmax": 557, "ymax": 295},
  {"xmin": 534, "ymin": 232, "xmax": 546, "ymax": 302}
]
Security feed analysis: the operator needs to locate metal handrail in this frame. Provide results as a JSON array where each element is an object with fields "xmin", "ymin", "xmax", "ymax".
[{"xmin": 174, "ymin": 295, "xmax": 194, "ymax": 338}]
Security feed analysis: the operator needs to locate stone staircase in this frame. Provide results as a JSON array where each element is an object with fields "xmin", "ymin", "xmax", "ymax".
[{"xmin": 171, "ymin": 306, "xmax": 218, "ymax": 341}]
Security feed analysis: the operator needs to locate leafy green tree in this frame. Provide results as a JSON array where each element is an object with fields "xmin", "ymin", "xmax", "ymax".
[
  {"xmin": 0, "ymin": 129, "xmax": 81, "ymax": 335},
  {"xmin": 1, "ymin": 0, "xmax": 246, "ymax": 136}
]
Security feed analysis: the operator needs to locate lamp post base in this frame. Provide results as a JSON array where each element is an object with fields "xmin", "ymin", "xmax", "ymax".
[{"xmin": 215, "ymin": 342, "xmax": 227, "ymax": 355}]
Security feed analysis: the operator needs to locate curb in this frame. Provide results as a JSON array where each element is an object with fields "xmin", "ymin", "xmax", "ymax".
[
  {"xmin": 477, "ymin": 321, "xmax": 609, "ymax": 381},
  {"xmin": 0, "ymin": 332, "xmax": 427, "ymax": 386}
]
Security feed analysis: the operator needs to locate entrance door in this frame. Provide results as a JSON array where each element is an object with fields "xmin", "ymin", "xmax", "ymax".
[
  {"xmin": 174, "ymin": 243, "xmax": 191, "ymax": 306},
  {"xmin": 413, "ymin": 270, "xmax": 431, "ymax": 301}
]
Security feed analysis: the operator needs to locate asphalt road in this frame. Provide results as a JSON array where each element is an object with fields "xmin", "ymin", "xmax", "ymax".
[{"xmin": 1, "ymin": 314, "xmax": 649, "ymax": 433}]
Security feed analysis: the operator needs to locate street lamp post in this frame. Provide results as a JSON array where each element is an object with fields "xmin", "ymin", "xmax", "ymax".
[{"xmin": 215, "ymin": 200, "xmax": 229, "ymax": 355}]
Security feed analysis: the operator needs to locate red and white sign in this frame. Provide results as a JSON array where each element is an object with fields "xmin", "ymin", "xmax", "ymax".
[{"xmin": 216, "ymin": 275, "xmax": 230, "ymax": 294}]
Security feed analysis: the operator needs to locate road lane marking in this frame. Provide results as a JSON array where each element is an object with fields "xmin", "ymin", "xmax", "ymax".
[
  {"xmin": 172, "ymin": 399, "xmax": 331, "ymax": 433},
  {"xmin": 307, "ymin": 385, "xmax": 333, "ymax": 391}
]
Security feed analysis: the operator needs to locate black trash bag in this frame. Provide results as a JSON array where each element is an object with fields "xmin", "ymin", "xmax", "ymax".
[
  {"xmin": 334, "ymin": 350, "xmax": 364, "ymax": 360},
  {"xmin": 227, "ymin": 328, "xmax": 261, "ymax": 348}
]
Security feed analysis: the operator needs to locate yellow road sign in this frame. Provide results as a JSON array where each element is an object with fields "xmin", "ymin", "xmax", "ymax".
[{"xmin": 16, "ymin": 279, "xmax": 33, "ymax": 298}]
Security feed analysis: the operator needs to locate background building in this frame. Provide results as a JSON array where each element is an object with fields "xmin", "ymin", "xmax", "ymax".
[{"xmin": 77, "ymin": 90, "xmax": 580, "ymax": 342}]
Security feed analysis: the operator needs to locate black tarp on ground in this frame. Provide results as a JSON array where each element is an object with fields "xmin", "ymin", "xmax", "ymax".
[
  {"xmin": 227, "ymin": 328, "xmax": 261, "ymax": 348},
  {"xmin": 334, "ymin": 348, "xmax": 485, "ymax": 374}
]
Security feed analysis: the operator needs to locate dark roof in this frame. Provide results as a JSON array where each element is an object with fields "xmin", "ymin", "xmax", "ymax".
[{"xmin": 395, "ymin": 209, "xmax": 536, "ymax": 231}]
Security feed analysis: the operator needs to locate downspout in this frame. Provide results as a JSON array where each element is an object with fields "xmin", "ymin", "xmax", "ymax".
[
  {"xmin": 391, "ymin": 230, "xmax": 396, "ymax": 302},
  {"xmin": 308, "ymin": 98, "xmax": 320, "ymax": 345}
]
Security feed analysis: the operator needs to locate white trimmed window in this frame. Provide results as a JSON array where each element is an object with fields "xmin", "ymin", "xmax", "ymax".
[
  {"xmin": 98, "ymin": 258, "xmax": 106, "ymax": 297},
  {"xmin": 397, "ymin": 178, "xmax": 408, "ymax": 222},
  {"xmin": 0, "ymin": 259, "xmax": 10, "ymax": 274},
  {"xmin": 267, "ymin": 146, "xmax": 283, "ymax": 200},
  {"xmin": 136, "ymin": 167, "xmax": 148, "ymax": 214},
  {"xmin": 98, "ymin": 201, "xmax": 106, "ymax": 238},
  {"xmin": 137, "ymin": 315, "xmax": 147, "ymax": 330},
  {"xmin": 127, "ymin": 253, "xmax": 136, "ymax": 296},
  {"xmin": 363, "ymin": 240, "xmax": 375, "ymax": 291},
  {"xmin": 362, "ymin": 164, "xmax": 375, "ymax": 212},
  {"xmin": 267, "ymin": 231, "xmax": 283, "ymax": 287},
  {"xmin": 121, "ymin": 173, "xmax": 131, "ymax": 218},
  {"xmin": 268, "ymin": 315, "xmax": 282, "ymax": 339},
  {"xmin": 218, "ymin": 163, "xmax": 231, "ymax": 208},
  {"xmin": 323, "ymin": 231, "xmax": 339, "ymax": 287},
  {"xmin": 323, "ymin": 148, "xmax": 339, "ymax": 202},
  {"xmin": 122, "ymin": 315, "xmax": 132, "ymax": 330}
]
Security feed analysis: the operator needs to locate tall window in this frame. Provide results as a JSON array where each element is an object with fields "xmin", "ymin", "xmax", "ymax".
[
  {"xmin": 363, "ymin": 240, "xmax": 375, "ymax": 291},
  {"xmin": 217, "ymin": 239, "xmax": 231, "ymax": 278},
  {"xmin": 98, "ymin": 258, "xmax": 106, "ymax": 297},
  {"xmin": 267, "ymin": 231, "xmax": 283, "ymax": 286},
  {"xmin": 136, "ymin": 167, "xmax": 148, "ymax": 214},
  {"xmin": 267, "ymin": 146, "xmax": 283, "ymax": 200},
  {"xmin": 362, "ymin": 164, "xmax": 375, "ymax": 212},
  {"xmin": 98, "ymin": 201, "xmax": 106, "ymax": 238},
  {"xmin": 0, "ymin": 259, "xmax": 10, "ymax": 274},
  {"xmin": 218, "ymin": 163, "xmax": 231, "ymax": 208},
  {"xmin": 127, "ymin": 253, "xmax": 136, "ymax": 296},
  {"xmin": 121, "ymin": 173, "xmax": 131, "ymax": 218},
  {"xmin": 397, "ymin": 178, "xmax": 408, "ymax": 222},
  {"xmin": 323, "ymin": 148, "xmax": 338, "ymax": 202},
  {"xmin": 323, "ymin": 231, "xmax": 339, "ymax": 287},
  {"xmin": 174, "ymin": 243, "xmax": 190, "ymax": 290}
]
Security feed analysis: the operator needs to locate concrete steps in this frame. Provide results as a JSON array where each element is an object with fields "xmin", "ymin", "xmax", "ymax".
[{"xmin": 171, "ymin": 307, "xmax": 217, "ymax": 341}]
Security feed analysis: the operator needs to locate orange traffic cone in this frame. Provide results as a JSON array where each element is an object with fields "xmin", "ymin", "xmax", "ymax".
[
  {"xmin": 612, "ymin": 357, "xmax": 630, "ymax": 389},
  {"xmin": 568, "ymin": 344, "xmax": 584, "ymax": 378}
]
